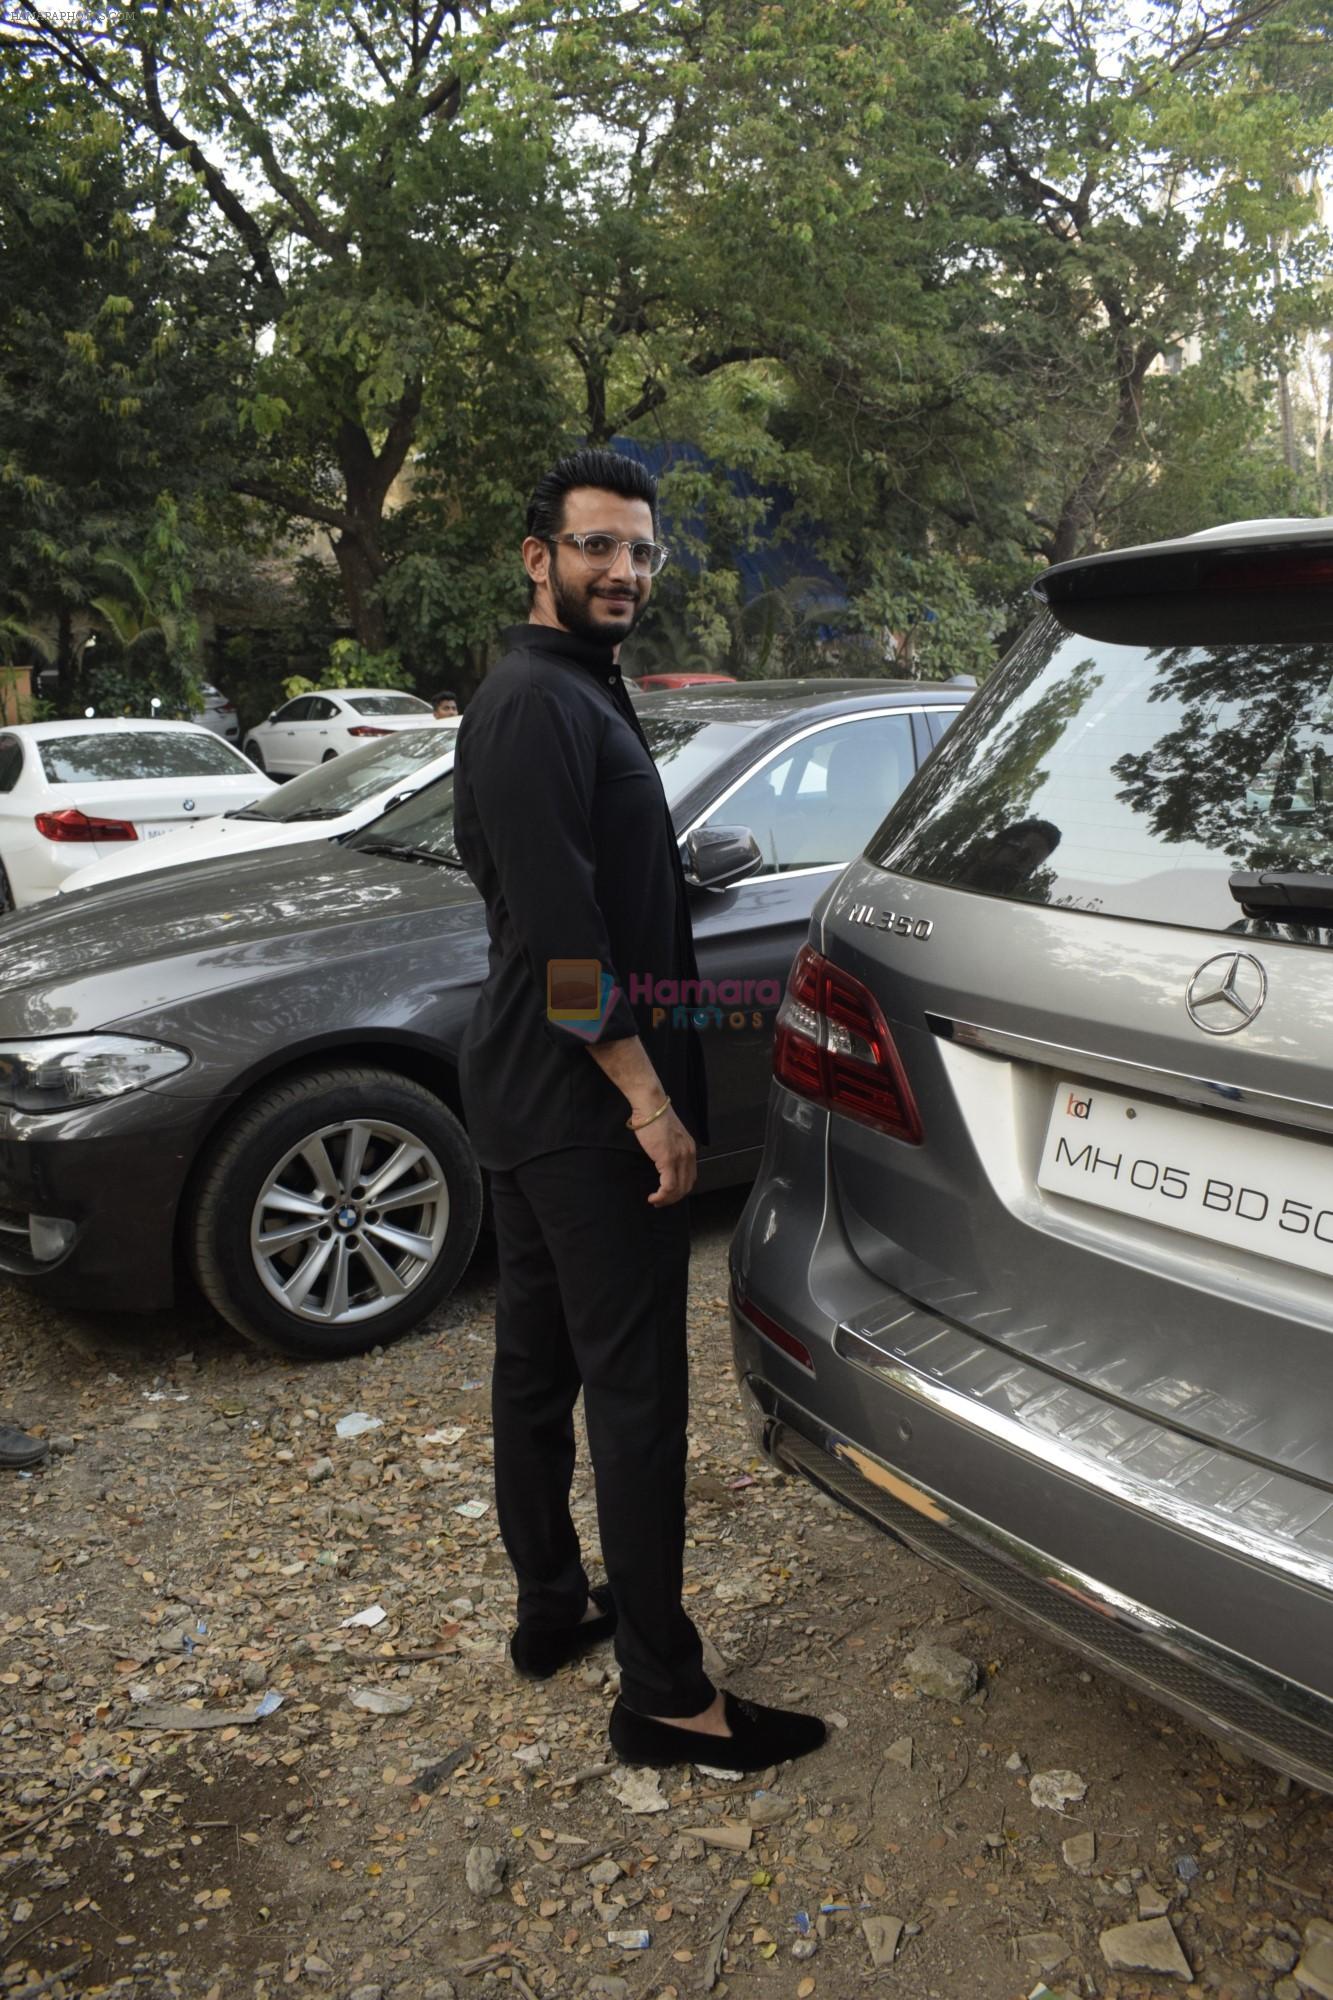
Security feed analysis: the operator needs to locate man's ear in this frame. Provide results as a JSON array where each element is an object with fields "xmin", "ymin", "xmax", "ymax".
[{"xmin": 522, "ymin": 535, "xmax": 551, "ymax": 591}]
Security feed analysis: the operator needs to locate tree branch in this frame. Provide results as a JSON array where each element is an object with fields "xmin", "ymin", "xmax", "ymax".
[
  {"xmin": 137, "ymin": 32, "xmax": 286, "ymax": 304},
  {"xmin": 231, "ymin": 478, "xmax": 352, "ymax": 535}
]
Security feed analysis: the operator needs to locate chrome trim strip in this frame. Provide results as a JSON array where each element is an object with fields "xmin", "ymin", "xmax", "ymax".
[
  {"xmin": 834, "ymin": 1321, "xmax": 1333, "ymax": 1598},
  {"xmin": 927, "ymin": 1012, "xmax": 1333, "ymax": 1139},
  {"xmin": 759, "ymin": 1382, "xmax": 1333, "ymax": 1752}
]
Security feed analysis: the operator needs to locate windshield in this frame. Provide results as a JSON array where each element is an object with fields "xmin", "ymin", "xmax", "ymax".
[
  {"xmin": 636, "ymin": 714, "xmax": 764, "ymax": 807},
  {"xmin": 345, "ymin": 693, "xmax": 432, "ymax": 717},
  {"xmin": 39, "ymin": 731, "xmax": 255, "ymax": 784},
  {"xmin": 871, "ymin": 611, "xmax": 1333, "ymax": 938},
  {"xmin": 347, "ymin": 712, "xmax": 766, "ymax": 866},
  {"xmin": 234, "ymin": 728, "xmax": 453, "ymax": 821},
  {"xmin": 347, "ymin": 770, "xmax": 460, "ymax": 861}
]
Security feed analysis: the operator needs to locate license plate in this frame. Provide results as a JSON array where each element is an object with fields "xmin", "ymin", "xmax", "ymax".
[
  {"xmin": 1038, "ymin": 1079, "xmax": 1333, "ymax": 1281},
  {"xmin": 136, "ymin": 823, "xmax": 173, "ymax": 841}
]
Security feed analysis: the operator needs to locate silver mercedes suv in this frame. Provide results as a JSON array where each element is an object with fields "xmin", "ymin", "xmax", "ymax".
[{"xmin": 729, "ymin": 518, "xmax": 1333, "ymax": 1792}]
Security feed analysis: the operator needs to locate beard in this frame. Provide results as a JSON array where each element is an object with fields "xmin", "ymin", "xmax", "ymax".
[{"xmin": 548, "ymin": 557, "xmax": 646, "ymax": 645}]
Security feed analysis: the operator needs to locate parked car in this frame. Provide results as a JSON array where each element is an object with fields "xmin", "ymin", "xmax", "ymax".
[
  {"xmin": 243, "ymin": 689, "xmax": 434, "ymax": 776},
  {"xmin": 57, "ymin": 724, "xmax": 459, "ymax": 895},
  {"xmin": 635, "ymin": 671, "xmax": 738, "ymax": 691},
  {"xmin": 0, "ymin": 719, "xmax": 270, "ymax": 911},
  {"xmin": 194, "ymin": 682, "xmax": 241, "ymax": 742},
  {"xmin": 0, "ymin": 678, "xmax": 966, "ymax": 1357},
  {"xmin": 729, "ymin": 518, "xmax": 1333, "ymax": 1792}
]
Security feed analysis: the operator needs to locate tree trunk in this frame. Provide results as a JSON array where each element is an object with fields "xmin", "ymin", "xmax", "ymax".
[
  {"xmin": 54, "ymin": 608, "xmax": 77, "ymax": 714},
  {"xmin": 331, "ymin": 525, "xmax": 389, "ymax": 652},
  {"xmin": 329, "ymin": 390, "xmax": 423, "ymax": 654},
  {"xmin": 1276, "ymin": 362, "xmax": 1298, "ymax": 476},
  {"xmin": 1048, "ymin": 337, "xmax": 1157, "ymax": 565}
]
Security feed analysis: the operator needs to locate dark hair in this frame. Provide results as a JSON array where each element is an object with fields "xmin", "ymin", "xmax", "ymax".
[
  {"xmin": 433, "ymin": 690, "xmax": 457, "ymax": 705},
  {"xmin": 525, "ymin": 449, "xmax": 658, "ymax": 541}
]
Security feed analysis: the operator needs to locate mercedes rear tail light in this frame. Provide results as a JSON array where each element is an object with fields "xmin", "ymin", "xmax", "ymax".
[
  {"xmin": 35, "ymin": 809, "xmax": 137, "ymax": 844},
  {"xmin": 773, "ymin": 944, "xmax": 922, "ymax": 1142}
]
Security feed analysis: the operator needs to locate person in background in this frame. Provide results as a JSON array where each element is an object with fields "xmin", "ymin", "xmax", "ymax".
[
  {"xmin": 432, "ymin": 691, "xmax": 460, "ymax": 719},
  {"xmin": 451, "ymin": 447, "xmax": 826, "ymax": 1774}
]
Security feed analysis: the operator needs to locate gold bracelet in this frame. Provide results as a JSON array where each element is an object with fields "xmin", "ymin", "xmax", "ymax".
[{"xmin": 627, "ymin": 1096, "xmax": 671, "ymax": 1132}]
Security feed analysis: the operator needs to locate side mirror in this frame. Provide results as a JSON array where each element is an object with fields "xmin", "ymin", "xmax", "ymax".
[{"xmin": 682, "ymin": 823, "xmax": 763, "ymax": 892}]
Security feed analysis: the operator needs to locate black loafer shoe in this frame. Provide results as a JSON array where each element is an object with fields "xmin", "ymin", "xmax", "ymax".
[
  {"xmin": 510, "ymin": 1585, "xmax": 617, "ymax": 1680},
  {"xmin": 609, "ymin": 1689, "xmax": 826, "ymax": 1772},
  {"xmin": 0, "ymin": 1425, "xmax": 48, "ymax": 1471}
]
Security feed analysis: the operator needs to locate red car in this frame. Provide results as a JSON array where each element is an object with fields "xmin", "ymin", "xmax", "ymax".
[{"xmin": 634, "ymin": 671, "xmax": 738, "ymax": 691}]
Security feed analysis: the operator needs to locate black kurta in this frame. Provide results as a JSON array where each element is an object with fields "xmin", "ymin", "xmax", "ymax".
[{"xmin": 453, "ymin": 623, "xmax": 708, "ymax": 1171}]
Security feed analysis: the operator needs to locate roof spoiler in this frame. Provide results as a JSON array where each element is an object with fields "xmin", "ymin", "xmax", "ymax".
[{"xmin": 1032, "ymin": 521, "xmax": 1333, "ymax": 644}]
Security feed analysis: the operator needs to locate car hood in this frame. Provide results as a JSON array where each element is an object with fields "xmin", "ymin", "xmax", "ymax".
[{"xmin": 0, "ymin": 843, "xmax": 485, "ymax": 1036}]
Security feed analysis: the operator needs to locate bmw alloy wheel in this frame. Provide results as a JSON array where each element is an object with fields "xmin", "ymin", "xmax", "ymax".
[{"xmin": 250, "ymin": 1117, "xmax": 450, "ymax": 1325}]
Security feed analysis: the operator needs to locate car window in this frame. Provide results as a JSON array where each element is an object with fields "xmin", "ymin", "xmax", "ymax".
[
  {"xmin": 347, "ymin": 770, "xmax": 458, "ymax": 859},
  {"xmin": 925, "ymin": 705, "xmax": 961, "ymax": 746},
  {"xmin": 274, "ymin": 697, "xmax": 313, "ymax": 724},
  {"xmin": 345, "ymin": 694, "xmax": 432, "ymax": 717},
  {"xmin": 235, "ymin": 728, "xmax": 453, "ymax": 821},
  {"xmin": 38, "ymin": 732, "xmax": 256, "ymax": 784},
  {"xmin": 0, "ymin": 734, "xmax": 22, "ymax": 794},
  {"xmin": 870, "ymin": 612, "xmax": 1333, "ymax": 935},
  {"xmin": 305, "ymin": 696, "xmax": 341, "ymax": 721},
  {"xmin": 704, "ymin": 713, "xmax": 917, "ymax": 872},
  {"xmin": 636, "ymin": 714, "xmax": 769, "ymax": 809}
]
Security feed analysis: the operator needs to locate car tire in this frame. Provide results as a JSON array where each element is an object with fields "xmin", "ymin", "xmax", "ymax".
[
  {"xmin": 190, "ymin": 1066, "xmax": 483, "ymax": 1360},
  {"xmin": 0, "ymin": 857, "xmax": 14, "ymax": 915},
  {"xmin": 246, "ymin": 741, "xmax": 266, "ymax": 772}
]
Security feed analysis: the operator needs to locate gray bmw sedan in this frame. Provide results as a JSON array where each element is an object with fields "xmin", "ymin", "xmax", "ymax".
[
  {"xmin": 0, "ymin": 677, "xmax": 966, "ymax": 1358},
  {"xmin": 730, "ymin": 519, "xmax": 1333, "ymax": 1792}
]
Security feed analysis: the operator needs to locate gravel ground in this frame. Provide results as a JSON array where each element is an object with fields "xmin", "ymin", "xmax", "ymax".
[{"xmin": 2, "ymin": 1187, "xmax": 1331, "ymax": 2000}]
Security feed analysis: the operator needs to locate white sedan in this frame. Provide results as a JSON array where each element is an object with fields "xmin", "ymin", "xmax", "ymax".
[
  {"xmin": 59, "ymin": 723, "xmax": 459, "ymax": 896},
  {"xmin": 243, "ymin": 688, "xmax": 434, "ymax": 777},
  {"xmin": 0, "ymin": 718, "xmax": 272, "ymax": 911}
]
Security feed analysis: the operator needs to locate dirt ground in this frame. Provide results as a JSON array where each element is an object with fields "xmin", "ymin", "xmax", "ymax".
[{"xmin": 2, "ymin": 1188, "xmax": 1331, "ymax": 2000}]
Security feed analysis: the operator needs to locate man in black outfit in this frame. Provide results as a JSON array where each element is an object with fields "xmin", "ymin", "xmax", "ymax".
[{"xmin": 452, "ymin": 449, "xmax": 824, "ymax": 1772}]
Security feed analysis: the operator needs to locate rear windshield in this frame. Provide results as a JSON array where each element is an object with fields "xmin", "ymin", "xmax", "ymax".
[
  {"xmin": 234, "ymin": 727, "xmax": 452, "ymax": 822},
  {"xmin": 344, "ymin": 694, "xmax": 431, "ymax": 717},
  {"xmin": 870, "ymin": 611, "xmax": 1333, "ymax": 936},
  {"xmin": 39, "ymin": 732, "xmax": 253, "ymax": 784}
]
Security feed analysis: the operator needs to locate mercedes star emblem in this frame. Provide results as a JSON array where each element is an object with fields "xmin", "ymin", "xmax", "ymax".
[{"xmin": 1185, "ymin": 951, "xmax": 1268, "ymax": 1035}]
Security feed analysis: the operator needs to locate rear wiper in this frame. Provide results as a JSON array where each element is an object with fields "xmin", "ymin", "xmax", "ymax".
[
  {"xmin": 1229, "ymin": 870, "xmax": 1333, "ymax": 920},
  {"xmin": 356, "ymin": 840, "xmax": 466, "ymax": 870}
]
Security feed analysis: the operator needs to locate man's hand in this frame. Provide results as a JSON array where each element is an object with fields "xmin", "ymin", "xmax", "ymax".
[{"xmin": 632, "ymin": 1103, "xmax": 697, "ymax": 1206}]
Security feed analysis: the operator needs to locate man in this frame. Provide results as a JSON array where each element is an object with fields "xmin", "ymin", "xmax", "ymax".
[
  {"xmin": 453, "ymin": 449, "xmax": 824, "ymax": 1772},
  {"xmin": 432, "ymin": 691, "xmax": 460, "ymax": 719}
]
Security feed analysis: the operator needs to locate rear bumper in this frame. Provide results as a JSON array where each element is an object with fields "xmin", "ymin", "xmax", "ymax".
[{"xmin": 729, "ymin": 1100, "xmax": 1333, "ymax": 1793}]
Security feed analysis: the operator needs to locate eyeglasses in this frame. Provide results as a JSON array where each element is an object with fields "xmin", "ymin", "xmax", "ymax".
[{"xmin": 545, "ymin": 532, "xmax": 669, "ymax": 577}]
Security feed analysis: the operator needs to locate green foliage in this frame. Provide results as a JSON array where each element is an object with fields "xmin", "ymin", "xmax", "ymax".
[{"xmin": 8, "ymin": 0, "xmax": 1331, "ymax": 691}]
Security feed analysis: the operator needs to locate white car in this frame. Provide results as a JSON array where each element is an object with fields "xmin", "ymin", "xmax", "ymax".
[
  {"xmin": 58, "ymin": 723, "xmax": 459, "ymax": 896},
  {"xmin": 194, "ymin": 682, "xmax": 241, "ymax": 742},
  {"xmin": 243, "ymin": 688, "xmax": 434, "ymax": 777},
  {"xmin": 0, "ymin": 718, "xmax": 272, "ymax": 911}
]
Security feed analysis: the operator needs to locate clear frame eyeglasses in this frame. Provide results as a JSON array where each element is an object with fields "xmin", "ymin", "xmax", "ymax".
[{"xmin": 545, "ymin": 532, "xmax": 670, "ymax": 578}]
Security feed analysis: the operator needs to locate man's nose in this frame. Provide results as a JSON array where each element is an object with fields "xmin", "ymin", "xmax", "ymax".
[{"xmin": 605, "ymin": 540, "xmax": 636, "ymax": 583}]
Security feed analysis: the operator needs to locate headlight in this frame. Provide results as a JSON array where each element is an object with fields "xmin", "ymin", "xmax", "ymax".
[{"xmin": 0, "ymin": 1036, "xmax": 191, "ymax": 1113}]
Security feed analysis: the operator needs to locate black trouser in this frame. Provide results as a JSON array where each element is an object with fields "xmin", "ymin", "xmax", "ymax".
[{"xmin": 488, "ymin": 1146, "xmax": 714, "ymax": 1719}]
